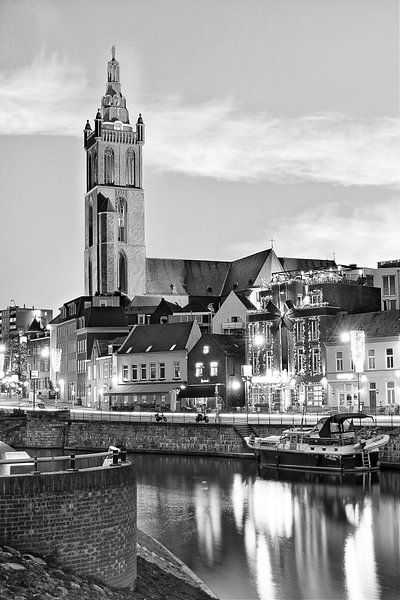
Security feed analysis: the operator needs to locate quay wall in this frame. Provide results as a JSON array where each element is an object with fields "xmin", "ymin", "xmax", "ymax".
[
  {"xmin": 0, "ymin": 461, "xmax": 137, "ymax": 590},
  {"xmin": 1, "ymin": 413, "xmax": 399, "ymax": 464}
]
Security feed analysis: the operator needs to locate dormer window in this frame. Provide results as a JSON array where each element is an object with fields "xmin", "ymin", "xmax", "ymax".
[
  {"xmin": 169, "ymin": 344, "xmax": 176, "ymax": 351},
  {"xmin": 203, "ymin": 345, "xmax": 210, "ymax": 354},
  {"xmin": 145, "ymin": 345, "xmax": 153, "ymax": 352}
]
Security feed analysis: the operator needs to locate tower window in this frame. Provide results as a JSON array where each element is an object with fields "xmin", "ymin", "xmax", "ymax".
[
  {"xmin": 104, "ymin": 146, "xmax": 114, "ymax": 185},
  {"xmin": 118, "ymin": 252, "xmax": 128, "ymax": 294},
  {"xmin": 125, "ymin": 148, "xmax": 135, "ymax": 186},
  {"xmin": 117, "ymin": 199, "xmax": 127, "ymax": 242},
  {"xmin": 88, "ymin": 204, "xmax": 94, "ymax": 247}
]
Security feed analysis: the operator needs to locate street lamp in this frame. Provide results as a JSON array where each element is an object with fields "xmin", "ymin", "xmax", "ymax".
[
  {"xmin": 241, "ymin": 364, "xmax": 252, "ymax": 422},
  {"xmin": 342, "ymin": 330, "xmax": 365, "ymax": 412}
]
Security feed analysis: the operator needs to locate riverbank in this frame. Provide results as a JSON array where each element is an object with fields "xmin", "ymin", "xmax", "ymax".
[{"xmin": 0, "ymin": 530, "xmax": 218, "ymax": 600}]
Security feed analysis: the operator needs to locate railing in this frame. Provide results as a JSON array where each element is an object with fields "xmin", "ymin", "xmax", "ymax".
[{"xmin": 0, "ymin": 447, "xmax": 127, "ymax": 474}]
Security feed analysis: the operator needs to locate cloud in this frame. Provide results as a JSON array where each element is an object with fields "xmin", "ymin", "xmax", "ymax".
[{"xmin": 1, "ymin": 55, "xmax": 399, "ymax": 188}]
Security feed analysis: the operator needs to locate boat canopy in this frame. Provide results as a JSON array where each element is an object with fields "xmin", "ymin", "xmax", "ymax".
[{"xmin": 316, "ymin": 413, "xmax": 372, "ymax": 438}]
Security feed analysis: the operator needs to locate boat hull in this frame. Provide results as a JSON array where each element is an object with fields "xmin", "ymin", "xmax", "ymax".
[{"xmin": 254, "ymin": 447, "xmax": 381, "ymax": 474}]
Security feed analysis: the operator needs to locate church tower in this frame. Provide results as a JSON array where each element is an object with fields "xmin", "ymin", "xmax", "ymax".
[{"xmin": 83, "ymin": 46, "xmax": 146, "ymax": 299}]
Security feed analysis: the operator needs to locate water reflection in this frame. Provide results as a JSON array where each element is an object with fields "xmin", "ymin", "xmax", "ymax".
[{"xmin": 135, "ymin": 455, "xmax": 400, "ymax": 600}]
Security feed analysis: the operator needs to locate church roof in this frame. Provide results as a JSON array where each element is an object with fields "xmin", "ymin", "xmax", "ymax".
[
  {"xmin": 221, "ymin": 249, "xmax": 272, "ymax": 296},
  {"xmin": 278, "ymin": 257, "xmax": 336, "ymax": 273},
  {"xmin": 146, "ymin": 258, "xmax": 231, "ymax": 296}
]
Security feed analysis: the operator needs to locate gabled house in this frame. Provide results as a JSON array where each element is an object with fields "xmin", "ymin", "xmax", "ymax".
[
  {"xmin": 212, "ymin": 291, "xmax": 256, "ymax": 336},
  {"xmin": 180, "ymin": 332, "xmax": 246, "ymax": 410},
  {"xmin": 105, "ymin": 321, "xmax": 202, "ymax": 410}
]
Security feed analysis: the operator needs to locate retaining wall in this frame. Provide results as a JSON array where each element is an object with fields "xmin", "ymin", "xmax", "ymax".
[{"xmin": 0, "ymin": 461, "xmax": 137, "ymax": 590}]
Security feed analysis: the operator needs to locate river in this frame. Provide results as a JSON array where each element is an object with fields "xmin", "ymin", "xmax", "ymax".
[{"xmin": 135, "ymin": 454, "xmax": 400, "ymax": 600}]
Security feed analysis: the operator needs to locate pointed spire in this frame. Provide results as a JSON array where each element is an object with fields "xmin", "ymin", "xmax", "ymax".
[
  {"xmin": 111, "ymin": 44, "xmax": 116, "ymax": 61},
  {"xmin": 101, "ymin": 47, "xmax": 130, "ymax": 124}
]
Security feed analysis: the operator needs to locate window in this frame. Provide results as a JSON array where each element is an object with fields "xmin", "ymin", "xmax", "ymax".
[
  {"xmin": 117, "ymin": 199, "xmax": 127, "ymax": 242},
  {"xmin": 266, "ymin": 350, "xmax": 273, "ymax": 371},
  {"xmin": 138, "ymin": 314, "xmax": 145, "ymax": 324},
  {"xmin": 387, "ymin": 381, "xmax": 395, "ymax": 404},
  {"xmin": 118, "ymin": 252, "xmax": 128, "ymax": 294},
  {"xmin": 104, "ymin": 146, "xmax": 114, "ymax": 184},
  {"xmin": 125, "ymin": 148, "xmax": 135, "ymax": 186},
  {"xmin": 131, "ymin": 364, "xmax": 138, "ymax": 380},
  {"xmin": 122, "ymin": 365, "xmax": 128, "ymax": 381},
  {"xmin": 336, "ymin": 351, "xmax": 343, "ymax": 372},
  {"xmin": 159, "ymin": 363, "xmax": 165, "ymax": 380},
  {"xmin": 368, "ymin": 349, "xmax": 376, "ymax": 370},
  {"xmin": 311, "ymin": 348, "xmax": 320, "ymax": 373},
  {"xmin": 297, "ymin": 348, "xmax": 305, "ymax": 372},
  {"xmin": 310, "ymin": 320, "xmax": 319, "ymax": 341},
  {"xmin": 210, "ymin": 361, "xmax": 218, "ymax": 377},
  {"xmin": 382, "ymin": 275, "xmax": 396, "ymax": 296},
  {"xmin": 203, "ymin": 345, "xmax": 210, "ymax": 354},
  {"xmin": 173, "ymin": 361, "xmax": 181, "ymax": 379},
  {"xmin": 310, "ymin": 291, "xmax": 322, "ymax": 305},
  {"xmin": 386, "ymin": 348, "xmax": 394, "ymax": 369},
  {"xmin": 150, "ymin": 363, "xmax": 156, "ymax": 379},
  {"xmin": 141, "ymin": 364, "xmax": 147, "ymax": 380},
  {"xmin": 88, "ymin": 204, "xmax": 93, "ymax": 247},
  {"xmin": 383, "ymin": 299, "xmax": 397, "ymax": 311},
  {"xmin": 295, "ymin": 321, "xmax": 303, "ymax": 342},
  {"xmin": 195, "ymin": 362, "xmax": 204, "ymax": 377}
]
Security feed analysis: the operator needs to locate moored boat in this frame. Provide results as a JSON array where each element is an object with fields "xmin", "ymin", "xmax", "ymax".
[{"xmin": 245, "ymin": 413, "xmax": 390, "ymax": 474}]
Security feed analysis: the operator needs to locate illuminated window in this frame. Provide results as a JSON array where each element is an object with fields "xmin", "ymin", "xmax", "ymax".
[
  {"xmin": 173, "ymin": 361, "xmax": 181, "ymax": 379},
  {"xmin": 203, "ymin": 345, "xmax": 210, "ymax": 354},
  {"xmin": 210, "ymin": 362, "xmax": 218, "ymax": 376},
  {"xmin": 195, "ymin": 362, "xmax": 204, "ymax": 377}
]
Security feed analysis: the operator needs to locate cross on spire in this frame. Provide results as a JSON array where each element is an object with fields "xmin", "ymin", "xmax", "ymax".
[{"xmin": 270, "ymin": 236, "xmax": 275, "ymax": 249}]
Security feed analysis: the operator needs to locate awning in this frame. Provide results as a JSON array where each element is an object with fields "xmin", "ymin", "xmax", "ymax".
[
  {"xmin": 105, "ymin": 382, "xmax": 182, "ymax": 396},
  {"xmin": 178, "ymin": 384, "xmax": 225, "ymax": 399}
]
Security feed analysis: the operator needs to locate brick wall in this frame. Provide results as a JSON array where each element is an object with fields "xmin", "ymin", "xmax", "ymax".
[{"xmin": 0, "ymin": 462, "xmax": 137, "ymax": 590}]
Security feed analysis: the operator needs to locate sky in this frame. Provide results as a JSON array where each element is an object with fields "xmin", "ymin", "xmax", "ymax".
[{"xmin": 0, "ymin": 0, "xmax": 399, "ymax": 313}]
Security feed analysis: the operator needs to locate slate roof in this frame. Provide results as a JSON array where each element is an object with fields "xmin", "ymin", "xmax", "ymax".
[
  {"xmin": 278, "ymin": 257, "xmax": 336, "ymax": 273},
  {"xmin": 234, "ymin": 292, "xmax": 257, "ymax": 310},
  {"xmin": 221, "ymin": 249, "xmax": 272, "ymax": 296},
  {"xmin": 328, "ymin": 310, "xmax": 400, "ymax": 341},
  {"xmin": 146, "ymin": 258, "xmax": 231, "ymax": 296},
  {"xmin": 118, "ymin": 322, "xmax": 195, "ymax": 354},
  {"xmin": 81, "ymin": 307, "xmax": 128, "ymax": 328},
  {"xmin": 208, "ymin": 334, "xmax": 245, "ymax": 356}
]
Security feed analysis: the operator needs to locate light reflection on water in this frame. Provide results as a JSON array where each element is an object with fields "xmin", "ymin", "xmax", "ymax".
[{"xmin": 135, "ymin": 455, "xmax": 400, "ymax": 600}]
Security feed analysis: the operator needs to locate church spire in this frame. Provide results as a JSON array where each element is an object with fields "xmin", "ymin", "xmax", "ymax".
[{"xmin": 101, "ymin": 45, "xmax": 130, "ymax": 124}]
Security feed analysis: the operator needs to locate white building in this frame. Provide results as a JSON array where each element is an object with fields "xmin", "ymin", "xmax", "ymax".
[{"xmin": 325, "ymin": 310, "xmax": 400, "ymax": 413}]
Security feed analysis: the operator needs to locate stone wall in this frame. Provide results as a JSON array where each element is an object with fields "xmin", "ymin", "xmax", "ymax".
[
  {"xmin": 0, "ymin": 461, "xmax": 137, "ymax": 590},
  {"xmin": 67, "ymin": 422, "xmax": 247, "ymax": 455}
]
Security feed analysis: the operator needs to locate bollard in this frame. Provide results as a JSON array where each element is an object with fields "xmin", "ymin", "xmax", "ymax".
[
  {"xmin": 68, "ymin": 453, "xmax": 78, "ymax": 471},
  {"xmin": 112, "ymin": 448, "xmax": 119, "ymax": 466},
  {"xmin": 32, "ymin": 456, "xmax": 40, "ymax": 475}
]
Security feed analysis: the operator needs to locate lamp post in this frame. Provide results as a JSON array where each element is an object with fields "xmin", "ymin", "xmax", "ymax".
[
  {"xmin": 342, "ymin": 330, "xmax": 365, "ymax": 413},
  {"xmin": 241, "ymin": 365, "xmax": 252, "ymax": 423}
]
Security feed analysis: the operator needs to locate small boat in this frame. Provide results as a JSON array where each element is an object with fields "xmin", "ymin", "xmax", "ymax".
[
  {"xmin": 245, "ymin": 413, "xmax": 390, "ymax": 474},
  {"xmin": 0, "ymin": 441, "xmax": 34, "ymax": 476}
]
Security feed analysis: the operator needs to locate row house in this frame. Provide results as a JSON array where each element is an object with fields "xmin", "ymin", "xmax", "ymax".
[
  {"xmin": 50, "ymin": 293, "xmax": 128, "ymax": 404},
  {"xmin": 179, "ymin": 332, "xmax": 246, "ymax": 410},
  {"xmin": 325, "ymin": 310, "xmax": 400, "ymax": 413},
  {"xmin": 373, "ymin": 259, "xmax": 400, "ymax": 311},
  {"xmin": 246, "ymin": 266, "xmax": 381, "ymax": 410},
  {"xmin": 102, "ymin": 321, "xmax": 202, "ymax": 410}
]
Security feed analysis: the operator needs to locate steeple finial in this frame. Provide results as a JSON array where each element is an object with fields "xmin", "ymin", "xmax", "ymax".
[{"xmin": 111, "ymin": 45, "xmax": 116, "ymax": 60}]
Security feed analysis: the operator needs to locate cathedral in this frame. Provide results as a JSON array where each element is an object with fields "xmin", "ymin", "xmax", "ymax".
[{"xmin": 83, "ymin": 48, "xmax": 336, "ymax": 311}]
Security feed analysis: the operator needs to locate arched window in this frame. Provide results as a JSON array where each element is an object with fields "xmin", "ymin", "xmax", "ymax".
[
  {"xmin": 117, "ymin": 198, "xmax": 127, "ymax": 242},
  {"xmin": 88, "ymin": 258, "xmax": 93, "ymax": 296},
  {"xmin": 88, "ymin": 203, "xmax": 93, "ymax": 247},
  {"xmin": 118, "ymin": 252, "xmax": 128, "ymax": 294},
  {"xmin": 125, "ymin": 148, "xmax": 135, "ymax": 186},
  {"xmin": 104, "ymin": 146, "xmax": 114, "ymax": 184}
]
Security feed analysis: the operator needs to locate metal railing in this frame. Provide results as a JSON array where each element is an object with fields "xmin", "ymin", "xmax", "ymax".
[{"xmin": 0, "ymin": 447, "xmax": 127, "ymax": 474}]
